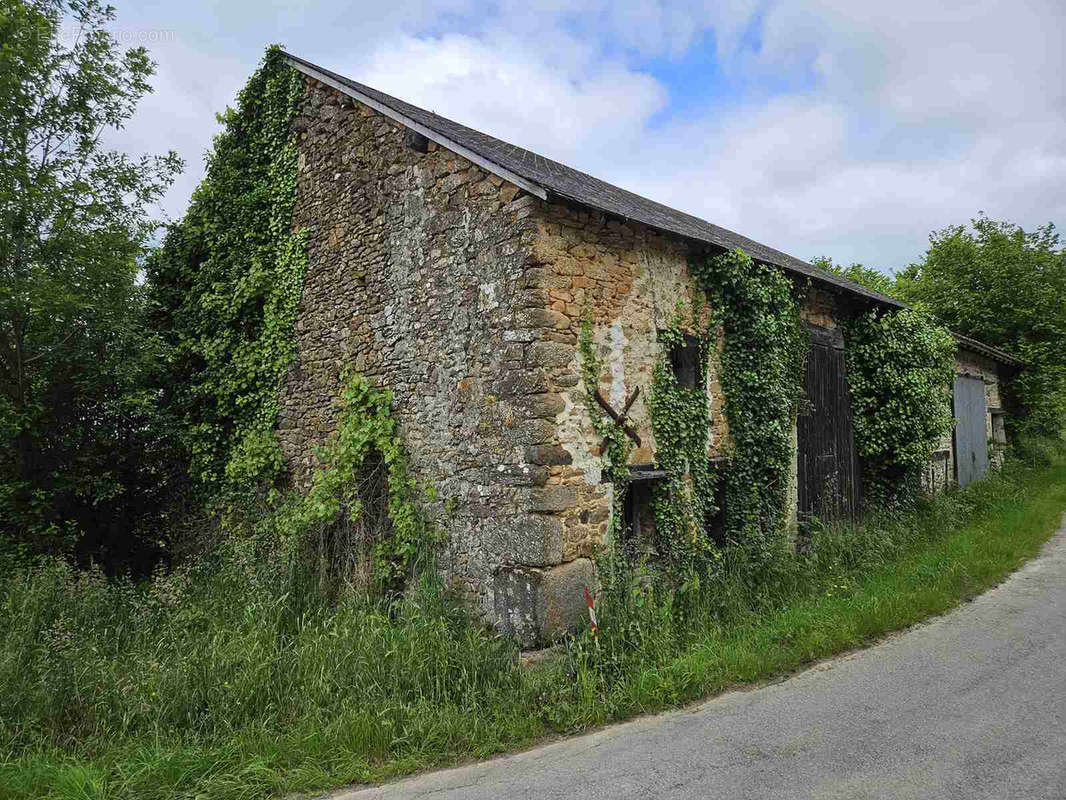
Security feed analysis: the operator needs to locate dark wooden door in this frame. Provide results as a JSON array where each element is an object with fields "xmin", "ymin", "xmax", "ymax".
[
  {"xmin": 798, "ymin": 326, "xmax": 861, "ymax": 520},
  {"xmin": 953, "ymin": 375, "xmax": 988, "ymax": 487}
]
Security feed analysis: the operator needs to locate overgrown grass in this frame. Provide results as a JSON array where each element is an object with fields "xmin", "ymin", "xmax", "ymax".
[{"xmin": 3, "ymin": 443, "xmax": 1066, "ymax": 799}]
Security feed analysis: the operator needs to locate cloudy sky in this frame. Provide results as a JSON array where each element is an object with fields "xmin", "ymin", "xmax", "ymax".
[{"xmin": 106, "ymin": 0, "xmax": 1065, "ymax": 272}]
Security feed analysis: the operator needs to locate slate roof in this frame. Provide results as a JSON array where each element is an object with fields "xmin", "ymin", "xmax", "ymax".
[
  {"xmin": 281, "ymin": 51, "xmax": 1021, "ymax": 367},
  {"xmin": 282, "ymin": 52, "xmax": 907, "ymax": 307}
]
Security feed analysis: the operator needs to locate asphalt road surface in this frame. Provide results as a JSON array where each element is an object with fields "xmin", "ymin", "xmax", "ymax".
[{"xmin": 329, "ymin": 517, "xmax": 1066, "ymax": 800}]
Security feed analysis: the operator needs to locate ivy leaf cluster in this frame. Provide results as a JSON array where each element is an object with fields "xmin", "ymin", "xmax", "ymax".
[
  {"xmin": 693, "ymin": 249, "xmax": 807, "ymax": 558},
  {"xmin": 265, "ymin": 371, "xmax": 439, "ymax": 596},
  {"xmin": 145, "ymin": 46, "xmax": 307, "ymax": 494},
  {"xmin": 844, "ymin": 308, "xmax": 956, "ymax": 505},
  {"xmin": 647, "ymin": 302, "xmax": 718, "ymax": 582}
]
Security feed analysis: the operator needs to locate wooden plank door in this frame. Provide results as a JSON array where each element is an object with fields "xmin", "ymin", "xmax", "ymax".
[
  {"xmin": 954, "ymin": 375, "xmax": 989, "ymax": 487},
  {"xmin": 798, "ymin": 326, "xmax": 861, "ymax": 519}
]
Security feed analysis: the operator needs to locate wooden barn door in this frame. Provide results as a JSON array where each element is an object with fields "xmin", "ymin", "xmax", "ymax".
[
  {"xmin": 798, "ymin": 326, "xmax": 861, "ymax": 520},
  {"xmin": 953, "ymin": 375, "xmax": 989, "ymax": 487}
]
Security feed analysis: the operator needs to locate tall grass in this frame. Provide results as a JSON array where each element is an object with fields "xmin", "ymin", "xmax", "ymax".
[{"xmin": 2, "ymin": 440, "xmax": 1065, "ymax": 799}]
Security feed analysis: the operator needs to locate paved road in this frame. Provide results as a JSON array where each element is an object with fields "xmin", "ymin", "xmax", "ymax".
[{"xmin": 330, "ymin": 518, "xmax": 1066, "ymax": 800}]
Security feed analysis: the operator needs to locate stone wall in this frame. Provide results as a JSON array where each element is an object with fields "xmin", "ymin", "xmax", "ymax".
[
  {"xmin": 526, "ymin": 200, "xmax": 726, "ymax": 568},
  {"xmin": 523, "ymin": 205, "xmax": 856, "ymax": 568},
  {"xmin": 800, "ymin": 285, "xmax": 845, "ymax": 330},
  {"xmin": 278, "ymin": 78, "xmax": 589, "ymax": 645},
  {"xmin": 277, "ymin": 83, "xmax": 865, "ymax": 644},
  {"xmin": 278, "ymin": 83, "xmax": 744, "ymax": 644},
  {"xmin": 276, "ymin": 72, "xmax": 1010, "ymax": 647},
  {"xmin": 956, "ymin": 347, "xmax": 1003, "ymax": 411}
]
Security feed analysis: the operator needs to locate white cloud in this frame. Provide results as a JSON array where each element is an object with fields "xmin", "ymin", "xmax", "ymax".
[
  {"xmin": 343, "ymin": 33, "xmax": 665, "ymax": 166},
  {"xmin": 108, "ymin": 0, "xmax": 1066, "ymax": 270}
]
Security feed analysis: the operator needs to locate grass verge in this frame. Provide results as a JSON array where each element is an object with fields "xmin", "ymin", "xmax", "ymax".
[{"xmin": 3, "ymin": 448, "xmax": 1066, "ymax": 800}]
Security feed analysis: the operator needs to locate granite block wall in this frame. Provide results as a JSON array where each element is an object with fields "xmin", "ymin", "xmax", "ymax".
[{"xmin": 278, "ymin": 78, "xmax": 585, "ymax": 645}]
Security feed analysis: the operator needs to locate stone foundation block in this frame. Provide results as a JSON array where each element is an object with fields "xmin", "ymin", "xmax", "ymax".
[
  {"xmin": 492, "ymin": 558, "xmax": 596, "ymax": 647},
  {"xmin": 486, "ymin": 514, "xmax": 564, "ymax": 567},
  {"xmin": 537, "ymin": 558, "xmax": 596, "ymax": 641}
]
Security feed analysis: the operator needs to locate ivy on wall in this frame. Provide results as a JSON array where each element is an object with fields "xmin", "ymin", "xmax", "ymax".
[
  {"xmin": 844, "ymin": 308, "xmax": 956, "ymax": 505},
  {"xmin": 579, "ymin": 249, "xmax": 806, "ymax": 575},
  {"xmin": 266, "ymin": 371, "xmax": 438, "ymax": 596},
  {"xmin": 647, "ymin": 302, "xmax": 718, "ymax": 580},
  {"xmin": 146, "ymin": 46, "xmax": 307, "ymax": 492},
  {"xmin": 694, "ymin": 249, "xmax": 808, "ymax": 558},
  {"xmin": 144, "ymin": 48, "xmax": 440, "ymax": 595}
]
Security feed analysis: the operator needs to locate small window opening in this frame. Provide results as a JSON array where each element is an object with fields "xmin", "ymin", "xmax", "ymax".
[
  {"xmin": 668, "ymin": 334, "xmax": 701, "ymax": 390},
  {"xmin": 622, "ymin": 468, "xmax": 665, "ymax": 559},
  {"xmin": 403, "ymin": 128, "xmax": 429, "ymax": 153},
  {"xmin": 991, "ymin": 411, "xmax": 1008, "ymax": 445}
]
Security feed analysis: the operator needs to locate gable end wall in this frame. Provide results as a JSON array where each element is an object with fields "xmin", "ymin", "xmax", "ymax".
[{"xmin": 279, "ymin": 78, "xmax": 591, "ymax": 644}]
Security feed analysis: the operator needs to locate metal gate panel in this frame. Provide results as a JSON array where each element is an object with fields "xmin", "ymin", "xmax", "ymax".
[
  {"xmin": 954, "ymin": 376, "xmax": 989, "ymax": 487},
  {"xmin": 798, "ymin": 327, "xmax": 861, "ymax": 519}
]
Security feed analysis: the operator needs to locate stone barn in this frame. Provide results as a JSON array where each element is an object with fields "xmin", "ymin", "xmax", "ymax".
[{"xmin": 274, "ymin": 52, "xmax": 1017, "ymax": 646}]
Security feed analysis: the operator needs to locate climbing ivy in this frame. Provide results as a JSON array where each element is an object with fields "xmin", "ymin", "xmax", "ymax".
[
  {"xmin": 646, "ymin": 301, "xmax": 719, "ymax": 580},
  {"xmin": 580, "ymin": 297, "xmax": 720, "ymax": 584},
  {"xmin": 266, "ymin": 371, "xmax": 439, "ymax": 595},
  {"xmin": 146, "ymin": 46, "xmax": 308, "ymax": 493},
  {"xmin": 693, "ymin": 249, "xmax": 808, "ymax": 558},
  {"xmin": 145, "ymin": 49, "xmax": 440, "ymax": 597},
  {"xmin": 844, "ymin": 308, "xmax": 956, "ymax": 506}
]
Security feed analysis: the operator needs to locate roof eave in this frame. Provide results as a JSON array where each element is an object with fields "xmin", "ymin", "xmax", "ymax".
[
  {"xmin": 543, "ymin": 187, "xmax": 907, "ymax": 311},
  {"xmin": 952, "ymin": 332, "xmax": 1022, "ymax": 368},
  {"xmin": 279, "ymin": 51, "xmax": 1018, "ymax": 367},
  {"xmin": 282, "ymin": 50, "xmax": 909, "ymax": 312}
]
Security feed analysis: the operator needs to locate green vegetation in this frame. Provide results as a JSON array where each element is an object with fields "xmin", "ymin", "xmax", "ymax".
[
  {"xmin": 228, "ymin": 372, "xmax": 440, "ymax": 601},
  {"xmin": 3, "ymin": 442, "xmax": 1064, "ymax": 800},
  {"xmin": 815, "ymin": 219, "xmax": 1066, "ymax": 441},
  {"xmin": 646, "ymin": 302, "xmax": 717, "ymax": 580},
  {"xmin": 0, "ymin": 0, "xmax": 182, "ymax": 570},
  {"xmin": 693, "ymin": 249, "xmax": 807, "ymax": 555},
  {"xmin": 3, "ymin": 5, "xmax": 1066, "ymax": 800},
  {"xmin": 897, "ymin": 217, "xmax": 1066, "ymax": 438},
  {"xmin": 811, "ymin": 256, "xmax": 899, "ymax": 299},
  {"xmin": 844, "ymin": 308, "xmax": 957, "ymax": 505},
  {"xmin": 145, "ymin": 46, "xmax": 306, "ymax": 494}
]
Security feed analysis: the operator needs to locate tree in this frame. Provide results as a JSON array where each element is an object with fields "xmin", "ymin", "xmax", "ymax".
[
  {"xmin": 896, "ymin": 216, "xmax": 1066, "ymax": 437},
  {"xmin": 811, "ymin": 256, "xmax": 900, "ymax": 299},
  {"xmin": 0, "ymin": 0, "xmax": 182, "ymax": 569}
]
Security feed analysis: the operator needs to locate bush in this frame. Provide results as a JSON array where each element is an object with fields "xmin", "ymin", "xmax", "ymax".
[{"xmin": 1007, "ymin": 434, "xmax": 1066, "ymax": 468}]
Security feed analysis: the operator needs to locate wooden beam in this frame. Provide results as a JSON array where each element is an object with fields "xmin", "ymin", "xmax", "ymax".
[{"xmin": 595, "ymin": 389, "xmax": 642, "ymax": 447}]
